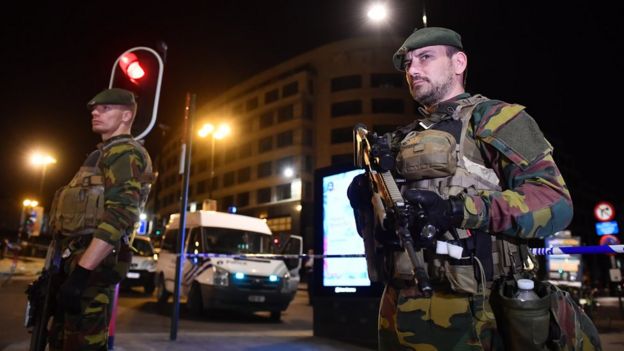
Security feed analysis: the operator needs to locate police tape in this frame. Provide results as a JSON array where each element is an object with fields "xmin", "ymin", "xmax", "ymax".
[
  {"xmin": 180, "ymin": 245, "xmax": 624, "ymax": 260},
  {"xmin": 183, "ymin": 253, "xmax": 364, "ymax": 259},
  {"xmin": 530, "ymin": 245, "xmax": 624, "ymax": 255}
]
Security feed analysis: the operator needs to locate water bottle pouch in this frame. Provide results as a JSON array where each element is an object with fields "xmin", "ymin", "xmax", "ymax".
[{"xmin": 490, "ymin": 278, "xmax": 551, "ymax": 351}]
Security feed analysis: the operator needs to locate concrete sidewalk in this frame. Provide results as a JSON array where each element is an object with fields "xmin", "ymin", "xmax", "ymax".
[
  {"xmin": 5, "ymin": 330, "xmax": 623, "ymax": 351},
  {"xmin": 0, "ymin": 256, "xmax": 44, "ymax": 277},
  {"xmin": 3, "ymin": 331, "xmax": 372, "ymax": 351}
]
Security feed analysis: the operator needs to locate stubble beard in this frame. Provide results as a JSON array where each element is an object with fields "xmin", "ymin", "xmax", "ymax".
[{"xmin": 411, "ymin": 72, "xmax": 455, "ymax": 108}]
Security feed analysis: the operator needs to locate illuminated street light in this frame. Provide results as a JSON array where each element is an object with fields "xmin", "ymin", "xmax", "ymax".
[
  {"xmin": 198, "ymin": 122, "xmax": 231, "ymax": 198},
  {"xmin": 23, "ymin": 199, "xmax": 39, "ymax": 208},
  {"xmin": 367, "ymin": 3, "xmax": 388, "ymax": 22},
  {"xmin": 283, "ymin": 167, "xmax": 295, "ymax": 178},
  {"xmin": 214, "ymin": 124, "xmax": 231, "ymax": 140},
  {"xmin": 197, "ymin": 123, "xmax": 214, "ymax": 138},
  {"xmin": 29, "ymin": 151, "xmax": 57, "ymax": 199}
]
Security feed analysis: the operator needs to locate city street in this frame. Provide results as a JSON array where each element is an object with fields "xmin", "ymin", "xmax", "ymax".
[
  {"xmin": 0, "ymin": 259, "xmax": 367, "ymax": 351},
  {"xmin": 1, "ymin": 257, "xmax": 624, "ymax": 350}
]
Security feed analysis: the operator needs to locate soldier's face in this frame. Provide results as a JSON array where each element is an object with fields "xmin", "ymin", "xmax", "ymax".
[
  {"xmin": 405, "ymin": 46, "xmax": 457, "ymax": 107},
  {"xmin": 90, "ymin": 104, "xmax": 130, "ymax": 139}
]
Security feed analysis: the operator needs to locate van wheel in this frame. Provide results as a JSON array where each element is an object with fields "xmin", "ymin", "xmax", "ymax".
[
  {"xmin": 156, "ymin": 274, "xmax": 170, "ymax": 304},
  {"xmin": 187, "ymin": 283, "xmax": 204, "ymax": 318},
  {"xmin": 269, "ymin": 310, "xmax": 281, "ymax": 322}
]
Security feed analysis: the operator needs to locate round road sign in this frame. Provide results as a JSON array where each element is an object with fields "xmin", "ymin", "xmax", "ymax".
[{"xmin": 594, "ymin": 202, "xmax": 615, "ymax": 222}]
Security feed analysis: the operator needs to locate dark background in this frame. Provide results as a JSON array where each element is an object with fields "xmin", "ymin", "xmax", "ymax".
[{"xmin": 1, "ymin": 0, "xmax": 622, "ymax": 250}]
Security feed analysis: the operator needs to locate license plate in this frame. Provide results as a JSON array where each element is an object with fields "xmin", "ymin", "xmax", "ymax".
[
  {"xmin": 126, "ymin": 272, "xmax": 140, "ymax": 279},
  {"xmin": 248, "ymin": 295, "xmax": 265, "ymax": 303}
]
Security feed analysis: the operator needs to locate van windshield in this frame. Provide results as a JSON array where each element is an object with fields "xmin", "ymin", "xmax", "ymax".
[
  {"xmin": 201, "ymin": 227, "xmax": 271, "ymax": 254},
  {"xmin": 133, "ymin": 238, "xmax": 154, "ymax": 257}
]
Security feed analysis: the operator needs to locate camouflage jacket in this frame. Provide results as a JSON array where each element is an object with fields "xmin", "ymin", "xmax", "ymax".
[
  {"xmin": 417, "ymin": 93, "xmax": 573, "ymax": 239},
  {"xmin": 92, "ymin": 134, "xmax": 153, "ymax": 246}
]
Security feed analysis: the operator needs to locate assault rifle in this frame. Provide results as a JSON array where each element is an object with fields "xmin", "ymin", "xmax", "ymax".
[
  {"xmin": 353, "ymin": 124, "xmax": 436, "ymax": 296},
  {"xmin": 25, "ymin": 236, "xmax": 62, "ymax": 351}
]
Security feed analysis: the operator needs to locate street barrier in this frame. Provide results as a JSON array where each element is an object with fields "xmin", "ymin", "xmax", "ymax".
[{"xmin": 182, "ymin": 245, "xmax": 623, "ymax": 260}]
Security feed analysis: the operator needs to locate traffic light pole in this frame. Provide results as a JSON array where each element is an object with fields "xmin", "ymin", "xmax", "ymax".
[
  {"xmin": 109, "ymin": 46, "xmax": 165, "ymax": 140},
  {"xmin": 170, "ymin": 93, "xmax": 196, "ymax": 341}
]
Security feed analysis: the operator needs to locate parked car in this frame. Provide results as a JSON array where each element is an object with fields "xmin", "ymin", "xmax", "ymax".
[{"xmin": 121, "ymin": 235, "xmax": 157, "ymax": 294}]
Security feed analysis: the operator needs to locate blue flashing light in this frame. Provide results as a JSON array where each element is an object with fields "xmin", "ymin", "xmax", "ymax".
[
  {"xmin": 234, "ymin": 272, "xmax": 245, "ymax": 280},
  {"xmin": 269, "ymin": 275, "xmax": 279, "ymax": 282},
  {"xmin": 228, "ymin": 206, "xmax": 237, "ymax": 214},
  {"xmin": 137, "ymin": 219, "xmax": 147, "ymax": 234}
]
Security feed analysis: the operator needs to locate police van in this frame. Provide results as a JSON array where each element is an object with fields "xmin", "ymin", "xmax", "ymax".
[{"xmin": 155, "ymin": 210, "xmax": 302, "ymax": 320}]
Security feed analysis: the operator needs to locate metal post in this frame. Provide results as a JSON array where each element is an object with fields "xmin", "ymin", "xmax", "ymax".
[
  {"xmin": 38, "ymin": 165, "xmax": 47, "ymax": 200},
  {"xmin": 209, "ymin": 136, "xmax": 215, "ymax": 199},
  {"xmin": 170, "ymin": 93, "xmax": 195, "ymax": 341}
]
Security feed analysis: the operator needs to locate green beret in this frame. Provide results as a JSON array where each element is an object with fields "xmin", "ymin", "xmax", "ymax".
[
  {"xmin": 87, "ymin": 88, "xmax": 136, "ymax": 109},
  {"xmin": 393, "ymin": 27, "xmax": 463, "ymax": 71}
]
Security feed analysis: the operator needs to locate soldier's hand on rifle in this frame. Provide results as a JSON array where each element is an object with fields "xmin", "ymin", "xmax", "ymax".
[
  {"xmin": 58, "ymin": 265, "xmax": 92, "ymax": 315},
  {"xmin": 347, "ymin": 174, "xmax": 373, "ymax": 236},
  {"xmin": 347, "ymin": 174, "xmax": 372, "ymax": 209},
  {"xmin": 404, "ymin": 189, "xmax": 464, "ymax": 232}
]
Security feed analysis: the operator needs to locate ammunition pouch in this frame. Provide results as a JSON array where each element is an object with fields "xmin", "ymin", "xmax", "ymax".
[
  {"xmin": 49, "ymin": 174, "xmax": 104, "ymax": 236},
  {"xmin": 396, "ymin": 129, "xmax": 457, "ymax": 181},
  {"xmin": 444, "ymin": 258, "xmax": 479, "ymax": 295}
]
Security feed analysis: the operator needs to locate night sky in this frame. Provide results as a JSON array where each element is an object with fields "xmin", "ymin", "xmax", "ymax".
[{"xmin": 1, "ymin": 0, "xmax": 622, "ymax": 241}]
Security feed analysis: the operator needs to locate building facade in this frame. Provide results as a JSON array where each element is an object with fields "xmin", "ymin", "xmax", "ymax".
[{"xmin": 153, "ymin": 36, "xmax": 419, "ymax": 247}]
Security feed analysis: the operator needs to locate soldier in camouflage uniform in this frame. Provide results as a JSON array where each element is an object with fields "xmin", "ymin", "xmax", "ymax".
[
  {"xmin": 348, "ymin": 27, "xmax": 581, "ymax": 350},
  {"xmin": 48, "ymin": 88, "xmax": 153, "ymax": 351}
]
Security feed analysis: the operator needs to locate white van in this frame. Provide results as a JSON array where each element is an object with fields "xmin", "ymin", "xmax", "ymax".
[
  {"xmin": 155, "ymin": 210, "xmax": 302, "ymax": 320},
  {"xmin": 121, "ymin": 235, "xmax": 157, "ymax": 294}
]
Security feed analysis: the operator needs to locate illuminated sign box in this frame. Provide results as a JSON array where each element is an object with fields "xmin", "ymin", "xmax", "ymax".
[
  {"xmin": 595, "ymin": 221, "xmax": 619, "ymax": 236},
  {"xmin": 313, "ymin": 164, "xmax": 383, "ymax": 298},
  {"xmin": 545, "ymin": 235, "xmax": 582, "ymax": 287}
]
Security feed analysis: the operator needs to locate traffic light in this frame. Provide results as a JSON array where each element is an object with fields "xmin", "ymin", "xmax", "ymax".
[
  {"xmin": 109, "ymin": 45, "xmax": 166, "ymax": 140},
  {"xmin": 119, "ymin": 52, "xmax": 145, "ymax": 82}
]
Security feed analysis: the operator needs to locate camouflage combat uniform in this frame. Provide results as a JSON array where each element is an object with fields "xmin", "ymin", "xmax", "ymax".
[
  {"xmin": 49, "ymin": 134, "xmax": 153, "ymax": 351},
  {"xmin": 377, "ymin": 93, "xmax": 573, "ymax": 351}
]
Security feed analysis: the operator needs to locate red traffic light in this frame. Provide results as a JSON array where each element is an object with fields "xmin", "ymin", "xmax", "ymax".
[{"xmin": 119, "ymin": 52, "xmax": 145, "ymax": 80}]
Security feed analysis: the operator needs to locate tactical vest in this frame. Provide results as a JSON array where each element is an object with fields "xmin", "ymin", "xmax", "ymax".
[
  {"xmin": 390, "ymin": 95, "xmax": 526, "ymax": 294},
  {"xmin": 48, "ymin": 136, "xmax": 154, "ymax": 237}
]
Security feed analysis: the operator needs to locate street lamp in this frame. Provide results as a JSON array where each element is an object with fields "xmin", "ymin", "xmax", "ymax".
[
  {"xmin": 30, "ymin": 152, "xmax": 57, "ymax": 199},
  {"xmin": 367, "ymin": 3, "xmax": 388, "ymax": 22},
  {"xmin": 197, "ymin": 123, "xmax": 231, "ymax": 199}
]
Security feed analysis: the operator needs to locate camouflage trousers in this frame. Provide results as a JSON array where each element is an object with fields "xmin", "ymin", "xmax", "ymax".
[
  {"xmin": 378, "ymin": 283, "xmax": 503, "ymax": 351},
  {"xmin": 48, "ymin": 237, "xmax": 130, "ymax": 351},
  {"xmin": 48, "ymin": 283, "xmax": 114, "ymax": 351}
]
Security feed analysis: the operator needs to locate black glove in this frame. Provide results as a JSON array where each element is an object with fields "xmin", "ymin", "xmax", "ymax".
[
  {"xmin": 346, "ymin": 174, "xmax": 372, "ymax": 210},
  {"xmin": 403, "ymin": 189, "xmax": 464, "ymax": 232},
  {"xmin": 59, "ymin": 265, "xmax": 92, "ymax": 315},
  {"xmin": 346, "ymin": 174, "xmax": 374, "ymax": 237}
]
